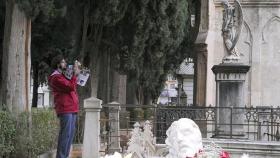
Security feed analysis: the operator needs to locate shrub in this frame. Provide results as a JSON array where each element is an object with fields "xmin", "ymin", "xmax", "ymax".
[
  {"xmin": 13, "ymin": 108, "xmax": 59, "ymax": 158},
  {"xmin": 0, "ymin": 108, "xmax": 59, "ymax": 158},
  {"xmin": 143, "ymin": 108, "xmax": 154, "ymax": 120},
  {"xmin": 133, "ymin": 108, "xmax": 144, "ymax": 121},
  {"xmin": 0, "ymin": 111, "xmax": 16, "ymax": 157}
]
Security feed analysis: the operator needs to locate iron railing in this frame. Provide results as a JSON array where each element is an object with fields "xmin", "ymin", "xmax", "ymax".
[
  {"xmin": 100, "ymin": 104, "xmax": 280, "ymax": 154},
  {"xmin": 156, "ymin": 106, "xmax": 280, "ymax": 142}
]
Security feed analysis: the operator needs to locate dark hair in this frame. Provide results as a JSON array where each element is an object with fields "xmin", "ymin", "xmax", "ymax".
[{"xmin": 51, "ymin": 55, "xmax": 64, "ymax": 70}]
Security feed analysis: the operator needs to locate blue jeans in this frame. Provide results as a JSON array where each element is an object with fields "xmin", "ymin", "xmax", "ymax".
[{"xmin": 56, "ymin": 113, "xmax": 77, "ymax": 158}]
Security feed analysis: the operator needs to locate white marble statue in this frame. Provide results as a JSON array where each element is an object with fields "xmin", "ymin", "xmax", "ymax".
[
  {"xmin": 165, "ymin": 118, "xmax": 203, "ymax": 158},
  {"xmin": 221, "ymin": 0, "xmax": 243, "ymax": 63},
  {"xmin": 126, "ymin": 122, "xmax": 145, "ymax": 157}
]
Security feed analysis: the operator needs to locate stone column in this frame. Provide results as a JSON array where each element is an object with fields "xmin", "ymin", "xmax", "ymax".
[
  {"xmin": 112, "ymin": 72, "xmax": 127, "ymax": 104},
  {"xmin": 108, "ymin": 101, "xmax": 121, "ymax": 153},
  {"xmin": 82, "ymin": 97, "xmax": 102, "ymax": 158},
  {"xmin": 194, "ymin": 44, "xmax": 207, "ymax": 106},
  {"xmin": 212, "ymin": 64, "xmax": 250, "ymax": 138},
  {"xmin": 192, "ymin": 44, "xmax": 208, "ymax": 137}
]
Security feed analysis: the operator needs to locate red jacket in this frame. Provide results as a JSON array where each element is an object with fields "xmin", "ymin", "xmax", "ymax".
[{"xmin": 48, "ymin": 70, "xmax": 79, "ymax": 114}]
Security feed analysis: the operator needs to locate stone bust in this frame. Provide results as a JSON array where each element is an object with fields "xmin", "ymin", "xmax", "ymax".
[{"xmin": 165, "ymin": 118, "xmax": 203, "ymax": 158}]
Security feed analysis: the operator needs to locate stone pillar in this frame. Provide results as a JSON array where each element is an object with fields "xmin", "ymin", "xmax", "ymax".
[
  {"xmin": 108, "ymin": 101, "xmax": 121, "ymax": 153},
  {"xmin": 82, "ymin": 97, "xmax": 102, "ymax": 158},
  {"xmin": 193, "ymin": 44, "xmax": 208, "ymax": 137},
  {"xmin": 194, "ymin": 44, "xmax": 207, "ymax": 106},
  {"xmin": 112, "ymin": 72, "xmax": 127, "ymax": 104},
  {"xmin": 212, "ymin": 64, "xmax": 250, "ymax": 138}
]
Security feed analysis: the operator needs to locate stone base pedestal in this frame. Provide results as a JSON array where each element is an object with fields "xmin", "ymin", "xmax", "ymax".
[{"xmin": 212, "ymin": 63, "xmax": 250, "ymax": 138}]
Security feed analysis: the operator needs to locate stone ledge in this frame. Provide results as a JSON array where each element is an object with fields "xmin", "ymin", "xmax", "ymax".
[{"xmin": 212, "ymin": 64, "xmax": 250, "ymax": 74}]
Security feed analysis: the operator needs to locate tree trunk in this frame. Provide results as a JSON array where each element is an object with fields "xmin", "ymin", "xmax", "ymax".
[
  {"xmin": 90, "ymin": 45, "xmax": 100, "ymax": 97},
  {"xmin": 89, "ymin": 25, "xmax": 103, "ymax": 98},
  {"xmin": 31, "ymin": 63, "xmax": 39, "ymax": 108},
  {"xmin": 0, "ymin": 0, "xmax": 31, "ymax": 113},
  {"xmin": 0, "ymin": 4, "xmax": 4, "ymax": 95},
  {"xmin": 67, "ymin": 0, "xmax": 84, "ymax": 60},
  {"xmin": 111, "ymin": 71, "xmax": 127, "ymax": 104},
  {"xmin": 71, "ymin": 1, "xmax": 90, "ymax": 108},
  {"xmin": 136, "ymin": 86, "xmax": 144, "ymax": 105},
  {"xmin": 143, "ymin": 93, "xmax": 152, "ymax": 105},
  {"xmin": 79, "ymin": 1, "xmax": 90, "ymax": 61},
  {"xmin": 106, "ymin": 50, "xmax": 110, "ymax": 103},
  {"xmin": 126, "ymin": 79, "xmax": 139, "ymax": 105},
  {"xmin": 96, "ymin": 47, "xmax": 108, "ymax": 102}
]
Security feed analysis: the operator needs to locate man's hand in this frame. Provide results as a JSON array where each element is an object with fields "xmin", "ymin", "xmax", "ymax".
[{"xmin": 74, "ymin": 60, "xmax": 81, "ymax": 76}]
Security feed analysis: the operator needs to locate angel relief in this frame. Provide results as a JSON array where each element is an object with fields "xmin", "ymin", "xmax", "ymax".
[{"xmin": 221, "ymin": 0, "xmax": 243, "ymax": 63}]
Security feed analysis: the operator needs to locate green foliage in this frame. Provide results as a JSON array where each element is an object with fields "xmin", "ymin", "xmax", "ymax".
[
  {"xmin": 89, "ymin": 0, "xmax": 132, "ymax": 26},
  {"xmin": 14, "ymin": 109, "xmax": 59, "ymax": 158},
  {"xmin": 32, "ymin": 15, "xmax": 73, "ymax": 84},
  {"xmin": 105, "ymin": 0, "xmax": 196, "ymax": 102},
  {"xmin": 15, "ymin": 0, "xmax": 56, "ymax": 20},
  {"xmin": 132, "ymin": 108, "xmax": 144, "ymax": 120},
  {"xmin": 0, "ymin": 111, "xmax": 16, "ymax": 157},
  {"xmin": 143, "ymin": 108, "xmax": 154, "ymax": 120},
  {"xmin": 0, "ymin": 109, "xmax": 59, "ymax": 158},
  {"xmin": 13, "ymin": 0, "xmax": 72, "ymax": 85},
  {"xmin": 14, "ymin": 0, "xmax": 199, "ymax": 104},
  {"xmin": 31, "ymin": 0, "xmax": 75, "ymax": 85},
  {"xmin": 131, "ymin": 108, "xmax": 154, "ymax": 121},
  {"xmin": 30, "ymin": 0, "xmax": 81, "ymax": 107},
  {"xmin": 81, "ymin": 0, "xmax": 199, "ymax": 103}
]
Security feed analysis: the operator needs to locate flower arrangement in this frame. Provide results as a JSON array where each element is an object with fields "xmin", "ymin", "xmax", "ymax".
[{"xmin": 193, "ymin": 142, "xmax": 230, "ymax": 158}]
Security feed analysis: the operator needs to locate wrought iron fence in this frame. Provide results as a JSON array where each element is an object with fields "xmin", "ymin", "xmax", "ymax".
[
  {"xmin": 100, "ymin": 104, "xmax": 157, "ymax": 154},
  {"xmin": 156, "ymin": 105, "xmax": 280, "ymax": 143},
  {"xmin": 99, "ymin": 104, "xmax": 280, "ymax": 154}
]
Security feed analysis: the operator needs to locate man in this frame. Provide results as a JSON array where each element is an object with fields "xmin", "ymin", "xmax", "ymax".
[{"xmin": 48, "ymin": 55, "xmax": 81, "ymax": 158}]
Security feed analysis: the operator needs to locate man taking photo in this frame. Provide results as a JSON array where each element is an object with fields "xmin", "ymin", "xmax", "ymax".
[{"xmin": 48, "ymin": 55, "xmax": 81, "ymax": 158}]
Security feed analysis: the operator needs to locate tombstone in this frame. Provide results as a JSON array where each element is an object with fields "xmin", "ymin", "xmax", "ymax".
[
  {"xmin": 212, "ymin": 0, "xmax": 250, "ymax": 138},
  {"xmin": 212, "ymin": 64, "xmax": 250, "ymax": 138}
]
